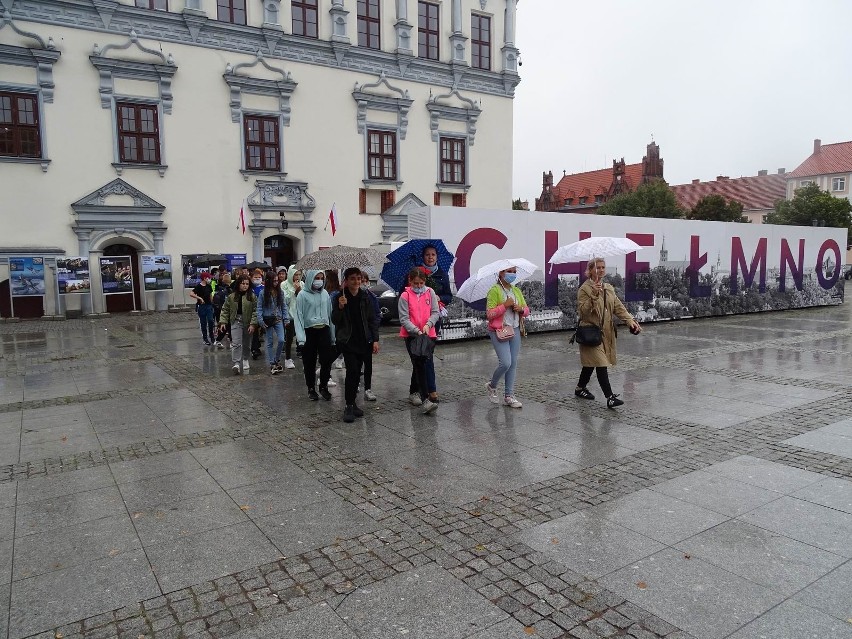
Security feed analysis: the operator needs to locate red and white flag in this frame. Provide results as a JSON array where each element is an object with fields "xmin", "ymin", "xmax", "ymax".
[
  {"xmin": 327, "ymin": 203, "xmax": 338, "ymax": 236},
  {"xmin": 237, "ymin": 200, "xmax": 246, "ymax": 235}
]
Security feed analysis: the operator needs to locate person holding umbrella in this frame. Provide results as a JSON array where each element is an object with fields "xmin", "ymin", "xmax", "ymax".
[
  {"xmin": 575, "ymin": 257, "xmax": 641, "ymax": 408},
  {"xmin": 485, "ymin": 266, "xmax": 530, "ymax": 408}
]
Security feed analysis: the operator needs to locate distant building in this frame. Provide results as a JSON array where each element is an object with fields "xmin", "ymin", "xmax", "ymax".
[
  {"xmin": 671, "ymin": 170, "xmax": 788, "ymax": 224},
  {"xmin": 535, "ymin": 141, "xmax": 664, "ymax": 213},
  {"xmin": 787, "ymin": 139, "xmax": 852, "ymax": 205}
]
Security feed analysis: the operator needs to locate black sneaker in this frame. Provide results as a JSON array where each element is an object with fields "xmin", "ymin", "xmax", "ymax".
[
  {"xmin": 352, "ymin": 404, "xmax": 364, "ymax": 418},
  {"xmin": 203, "ymin": 339, "xmax": 211, "ymax": 346},
  {"xmin": 607, "ymin": 394, "xmax": 624, "ymax": 409},
  {"xmin": 343, "ymin": 406, "xmax": 355, "ymax": 423},
  {"xmin": 318, "ymin": 387, "xmax": 332, "ymax": 401},
  {"xmin": 308, "ymin": 388, "xmax": 319, "ymax": 401},
  {"xmin": 575, "ymin": 387, "xmax": 595, "ymax": 400}
]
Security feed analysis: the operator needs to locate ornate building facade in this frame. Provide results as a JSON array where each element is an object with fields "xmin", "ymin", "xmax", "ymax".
[{"xmin": 0, "ymin": 0, "xmax": 520, "ymax": 316}]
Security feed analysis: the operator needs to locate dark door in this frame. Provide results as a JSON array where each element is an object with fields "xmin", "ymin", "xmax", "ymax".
[
  {"xmin": 263, "ymin": 235, "xmax": 295, "ymax": 269},
  {"xmin": 103, "ymin": 244, "xmax": 141, "ymax": 313}
]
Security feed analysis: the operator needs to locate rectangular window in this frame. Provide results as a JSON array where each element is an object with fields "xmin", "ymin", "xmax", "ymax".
[
  {"xmin": 116, "ymin": 102, "xmax": 160, "ymax": 164},
  {"xmin": 135, "ymin": 0, "xmax": 168, "ymax": 9},
  {"xmin": 357, "ymin": 0, "xmax": 381, "ymax": 49},
  {"xmin": 439, "ymin": 137, "xmax": 465, "ymax": 185},
  {"xmin": 0, "ymin": 91, "xmax": 41, "ymax": 158},
  {"xmin": 832, "ymin": 177, "xmax": 846, "ymax": 191},
  {"xmin": 292, "ymin": 0, "xmax": 318, "ymax": 37},
  {"xmin": 418, "ymin": 1, "xmax": 439, "ymax": 60},
  {"xmin": 244, "ymin": 114, "xmax": 280, "ymax": 172},
  {"xmin": 471, "ymin": 14, "xmax": 491, "ymax": 70},
  {"xmin": 367, "ymin": 129, "xmax": 396, "ymax": 180},
  {"xmin": 800, "ymin": 180, "xmax": 814, "ymax": 187},
  {"xmin": 217, "ymin": 0, "xmax": 246, "ymax": 24}
]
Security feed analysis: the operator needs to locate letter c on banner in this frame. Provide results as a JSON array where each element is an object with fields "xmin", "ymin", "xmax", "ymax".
[
  {"xmin": 454, "ymin": 228, "xmax": 508, "ymax": 310},
  {"xmin": 816, "ymin": 239, "xmax": 841, "ymax": 290}
]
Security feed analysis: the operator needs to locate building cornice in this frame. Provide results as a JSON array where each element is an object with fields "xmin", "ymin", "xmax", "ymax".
[{"xmin": 11, "ymin": 0, "xmax": 520, "ymax": 97}]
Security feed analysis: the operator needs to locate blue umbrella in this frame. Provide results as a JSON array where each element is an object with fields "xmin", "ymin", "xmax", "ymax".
[{"xmin": 380, "ymin": 239, "xmax": 455, "ymax": 292}]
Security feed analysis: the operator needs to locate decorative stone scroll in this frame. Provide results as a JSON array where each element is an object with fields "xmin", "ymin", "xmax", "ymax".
[
  {"xmin": 352, "ymin": 72, "xmax": 414, "ymax": 140},
  {"xmin": 223, "ymin": 51, "xmax": 297, "ymax": 124},
  {"xmin": 0, "ymin": 10, "xmax": 60, "ymax": 103},
  {"xmin": 426, "ymin": 88, "xmax": 481, "ymax": 145}
]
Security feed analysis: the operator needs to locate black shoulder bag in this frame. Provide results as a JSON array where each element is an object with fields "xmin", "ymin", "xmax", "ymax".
[{"xmin": 570, "ymin": 288, "xmax": 605, "ymax": 347}]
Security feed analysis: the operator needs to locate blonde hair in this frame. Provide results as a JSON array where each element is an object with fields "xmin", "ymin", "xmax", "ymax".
[{"xmin": 586, "ymin": 258, "xmax": 605, "ymax": 277}]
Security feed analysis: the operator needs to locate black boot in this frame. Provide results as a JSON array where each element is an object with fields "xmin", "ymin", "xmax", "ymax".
[
  {"xmin": 343, "ymin": 405, "xmax": 355, "ymax": 423},
  {"xmin": 352, "ymin": 404, "xmax": 364, "ymax": 418},
  {"xmin": 308, "ymin": 388, "xmax": 319, "ymax": 401}
]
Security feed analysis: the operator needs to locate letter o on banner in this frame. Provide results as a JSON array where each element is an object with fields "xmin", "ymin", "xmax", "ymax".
[{"xmin": 816, "ymin": 239, "xmax": 841, "ymax": 290}]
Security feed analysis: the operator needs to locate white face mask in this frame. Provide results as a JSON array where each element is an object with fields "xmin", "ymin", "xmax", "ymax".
[
  {"xmin": 252, "ymin": 278, "xmax": 261, "ymax": 285},
  {"xmin": 312, "ymin": 279, "xmax": 324, "ymax": 290}
]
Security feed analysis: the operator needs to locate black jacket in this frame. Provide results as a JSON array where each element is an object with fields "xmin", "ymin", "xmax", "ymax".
[
  {"xmin": 427, "ymin": 267, "xmax": 452, "ymax": 306},
  {"xmin": 330, "ymin": 290, "xmax": 380, "ymax": 346}
]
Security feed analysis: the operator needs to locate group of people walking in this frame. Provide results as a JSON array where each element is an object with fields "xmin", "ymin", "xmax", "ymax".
[{"xmin": 191, "ymin": 250, "xmax": 640, "ymax": 422}]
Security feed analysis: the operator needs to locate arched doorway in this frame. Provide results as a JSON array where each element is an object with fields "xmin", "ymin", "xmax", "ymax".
[
  {"xmin": 102, "ymin": 244, "xmax": 142, "ymax": 313},
  {"xmin": 263, "ymin": 235, "xmax": 295, "ymax": 269}
]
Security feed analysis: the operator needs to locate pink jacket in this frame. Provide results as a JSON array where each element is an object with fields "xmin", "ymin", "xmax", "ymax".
[{"xmin": 398, "ymin": 287, "xmax": 439, "ymax": 338}]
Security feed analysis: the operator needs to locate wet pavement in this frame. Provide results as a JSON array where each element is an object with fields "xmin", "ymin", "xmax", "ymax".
[{"xmin": 1, "ymin": 305, "xmax": 851, "ymax": 639}]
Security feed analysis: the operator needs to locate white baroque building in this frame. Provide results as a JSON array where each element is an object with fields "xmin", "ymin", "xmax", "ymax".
[{"xmin": 0, "ymin": 0, "xmax": 520, "ymax": 315}]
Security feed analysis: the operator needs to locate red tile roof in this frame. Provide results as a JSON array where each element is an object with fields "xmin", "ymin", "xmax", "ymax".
[
  {"xmin": 552, "ymin": 163, "xmax": 645, "ymax": 205},
  {"xmin": 671, "ymin": 173, "xmax": 786, "ymax": 212},
  {"xmin": 788, "ymin": 141, "xmax": 852, "ymax": 178}
]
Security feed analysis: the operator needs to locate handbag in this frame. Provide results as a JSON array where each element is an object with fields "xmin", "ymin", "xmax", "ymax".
[
  {"xmin": 495, "ymin": 324, "xmax": 515, "ymax": 341},
  {"xmin": 262, "ymin": 315, "xmax": 277, "ymax": 327},
  {"xmin": 570, "ymin": 288, "xmax": 605, "ymax": 347},
  {"xmin": 409, "ymin": 333, "xmax": 435, "ymax": 359}
]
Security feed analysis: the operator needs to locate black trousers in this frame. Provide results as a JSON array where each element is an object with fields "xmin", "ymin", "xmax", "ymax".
[
  {"xmin": 578, "ymin": 366, "xmax": 613, "ymax": 397},
  {"xmin": 363, "ymin": 351, "xmax": 373, "ymax": 390},
  {"xmin": 342, "ymin": 349, "xmax": 367, "ymax": 405},
  {"xmin": 302, "ymin": 326, "xmax": 335, "ymax": 390},
  {"xmin": 284, "ymin": 321, "xmax": 295, "ymax": 360},
  {"xmin": 405, "ymin": 337, "xmax": 429, "ymax": 401}
]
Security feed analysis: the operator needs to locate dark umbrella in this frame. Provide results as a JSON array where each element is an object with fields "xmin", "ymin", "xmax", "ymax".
[
  {"xmin": 244, "ymin": 260, "xmax": 271, "ymax": 270},
  {"xmin": 380, "ymin": 239, "xmax": 454, "ymax": 292}
]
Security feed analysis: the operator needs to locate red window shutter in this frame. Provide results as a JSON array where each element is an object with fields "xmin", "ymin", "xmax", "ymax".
[
  {"xmin": 381, "ymin": 189, "xmax": 395, "ymax": 213},
  {"xmin": 359, "ymin": 188, "xmax": 367, "ymax": 214},
  {"xmin": 452, "ymin": 193, "xmax": 466, "ymax": 207},
  {"xmin": 434, "ymin": 191, "xmax": 441, "ymax": 205}
]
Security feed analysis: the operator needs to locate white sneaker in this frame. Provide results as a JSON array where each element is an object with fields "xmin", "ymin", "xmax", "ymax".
[
  {"xmin": 284, "ymin": 359, "xmax": 295, "ymax": 369},
  {"xmin": 334, "ymin": 358, "xmax": 344, "ymax": 369},
  {"xmin": 486, "ymin": 383, "xmax": 499, "ymax": 404},
  {"xmin": 504, "ymin": 396, "xmax": 523, "ymax": 409},
  {"xmin": 326, "ymin": 378, "xmax": 337, "ymax": 387},
  {"xmin": 421, "ymin": 399, "xmax": 438, "ymax": 414},
  {"xmin": 214, "ymin": 341, "xmax": 224, "ymax": 349},
  {"xmin": 409, "ymin": 393, "xmax": 423, "ymax": 406},
  {"xmin": 232, "ymin": 363, "xmax": 241, "ymax": 375},
  {"xmin": 242, "ymin": 359, "xmax": 250, "ymax": 370},
  {"xmin": 364, "ymin": 389, "xmax": 377, "ymax": 402}
]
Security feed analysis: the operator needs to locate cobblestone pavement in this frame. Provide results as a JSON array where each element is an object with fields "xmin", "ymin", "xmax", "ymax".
[{"xmin": 1, "ymin": 305, "xmax": 852, "ymax": 639}]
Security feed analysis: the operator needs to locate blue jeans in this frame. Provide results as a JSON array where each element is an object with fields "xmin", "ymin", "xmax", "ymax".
[
  {"xmin": 489, "ymin": 330, "xmax": 521, "ymax": 397},
  {"xmin": 264, "ymin": 320, "xmax": 286, "ymax": 364},
  {"xmin": 197, "ymin": 304, "xmax": 214, "ymax": 341}
]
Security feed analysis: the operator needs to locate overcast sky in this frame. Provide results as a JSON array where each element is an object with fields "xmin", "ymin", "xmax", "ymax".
[{"xmin": 512, "ymin": 0, "xmax": 852, "ymax": 204}]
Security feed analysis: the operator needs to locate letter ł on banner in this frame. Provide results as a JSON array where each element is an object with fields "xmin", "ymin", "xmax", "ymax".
[
  {"xmin": 625, "ymin": 233, "xmax": 654, "ymax": 303},
  {"xmin": 544, "ymin": 230, "xmax": 590, "ymax": 307},
  {"xmin": 689, "ymin": 236, "xmax": 711, "ymax": 298},
  {"xmin": 816, "ymin": 239, "xmax": 841, "ymax": 290},
  {"xmin": 779, "ymin": 239, "xmax": 805, "ymax": 292},
  {"xmin": 453, "ymin": 227, "xmax": 508, "ymax": 310},
  {"xmin": 730, "ymin": 237, "xmax": 767, "ymax": 294}
]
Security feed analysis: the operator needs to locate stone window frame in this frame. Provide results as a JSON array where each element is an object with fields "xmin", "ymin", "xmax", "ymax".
[
  {"xmin": 89, "ymin": 29, "xmax": 177, "ymax": 178},
  {"xmin": 427, "ymin": 88, "xmax": 480, "ymax": 192},
  {"xmin": 224, "ymin": 52, "xmax": 297, "ymax": 180},
  {"xmin": 0, "ymin": 14, "xmax": 60, "ymax": 172},
  {"xmin": 353, "ymin": 72, "xmax": 413, "ymax": 190}
]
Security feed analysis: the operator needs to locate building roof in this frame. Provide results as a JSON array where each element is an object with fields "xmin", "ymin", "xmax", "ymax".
[
  {"xmin": 552, "ymin": 163, "xmax": 644, "ymax": 204},
  {"xmin": 671, "ymin": 173, "xmax": 786, "ymax": 212},
  {"xmin": 788, "ymin": 140, "xmax": 852, "ymax": 178}
]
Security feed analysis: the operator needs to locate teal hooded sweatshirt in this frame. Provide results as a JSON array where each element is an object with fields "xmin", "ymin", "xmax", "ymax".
[{"xmin": 294, "ymin": 269, "xmax": 335, "ymax": 345}]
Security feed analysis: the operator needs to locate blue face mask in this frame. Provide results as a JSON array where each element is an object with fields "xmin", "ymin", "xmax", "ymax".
[
  {"xmin": 412, "ymin": 285, "xmax": 426, "ymax": 294},
  {"xmin": 504, "ymin": 273, "xmax": 517, "ymax": 284}
]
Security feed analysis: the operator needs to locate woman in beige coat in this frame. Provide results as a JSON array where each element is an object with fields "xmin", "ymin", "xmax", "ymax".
[{"xmin": 574, "ymin": 257, "xmax": 641, "ymax": 408}]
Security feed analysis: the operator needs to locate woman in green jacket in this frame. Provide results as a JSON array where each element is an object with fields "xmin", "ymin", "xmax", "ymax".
[
  {"xmin": 218, "ymin": 275, "xmax": 259, "ymax": 375},
  {"xmin": 485, "ymin": 266, "xmax": 530, "ymax": 409}
]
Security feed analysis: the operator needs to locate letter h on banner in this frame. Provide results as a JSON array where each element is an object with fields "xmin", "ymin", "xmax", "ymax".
[{"xmin": 544, "ymin": 230, "xmax": 590, "ymax": 307}]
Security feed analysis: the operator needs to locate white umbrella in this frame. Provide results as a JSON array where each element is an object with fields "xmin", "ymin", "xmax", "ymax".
[
  {"xmin": 456, "ymin": 258, "xmax": 538, "ymax": 303},
  {"xmin": 548, "ymin": 236, "xmax": 645, "ymax": 264}
]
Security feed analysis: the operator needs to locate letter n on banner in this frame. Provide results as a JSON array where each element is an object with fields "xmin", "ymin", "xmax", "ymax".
[
  {"xmin": 545, "ymin": 230, "xmax": 590, "ymax": 307},
  {"xmin": 625, "ymin": 233, "xmax": 654, "ymax": 302},
  {"xmin": 454, "ymin": 228, "xmax": 508, "ymax": 311},
  {"xmin": 780, "ymin": 239, "xmax": 805, "ymax": 292},
  {"xmin": 730, "ymin": 237, "xmax": 767, "ymax": 294}
]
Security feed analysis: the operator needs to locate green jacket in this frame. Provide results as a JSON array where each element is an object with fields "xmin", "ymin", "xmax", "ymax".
[{"xmin": 219, "ymin": 291, "xmax": 259, "ymax": 327}]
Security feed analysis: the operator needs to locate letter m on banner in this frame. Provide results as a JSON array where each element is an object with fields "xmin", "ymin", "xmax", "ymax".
[{"xmin": 730, "ymin": 237, "xmax": 767, "ymax": 294}]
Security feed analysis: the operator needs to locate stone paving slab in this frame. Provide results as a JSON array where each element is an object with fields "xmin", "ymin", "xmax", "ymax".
[{"xmin": 1, "ymin": 305, "xmax": 852, "ymax": 638}]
